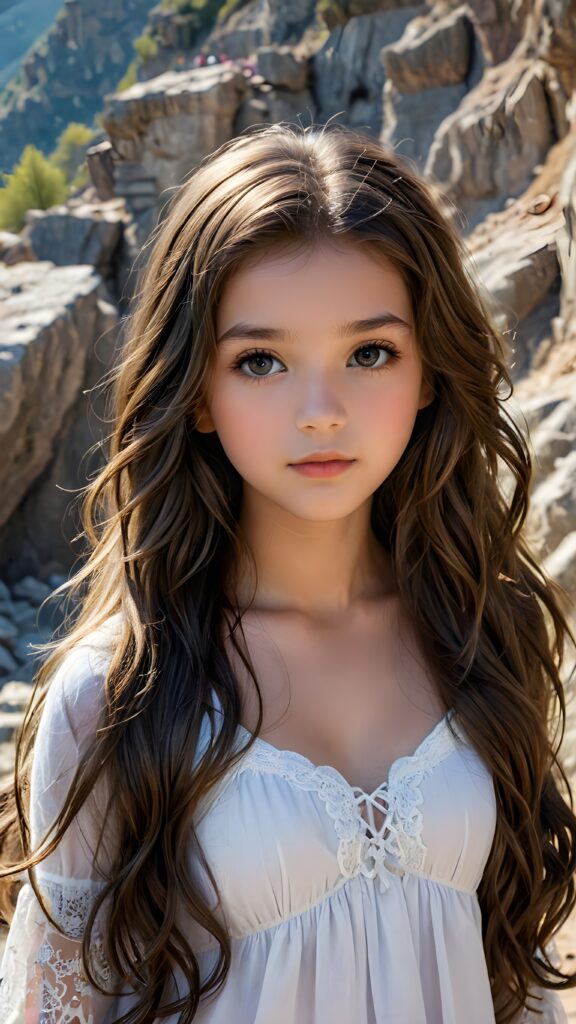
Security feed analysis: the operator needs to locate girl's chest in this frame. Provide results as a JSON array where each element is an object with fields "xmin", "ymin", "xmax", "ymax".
[{"xmin": 223, "ymin": 603, "xmax": 447, "ymax": 797}]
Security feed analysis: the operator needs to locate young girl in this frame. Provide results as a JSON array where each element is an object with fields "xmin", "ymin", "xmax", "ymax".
[{"xmin": 0, "ymin": 121, "xmax": 574, "ymax": 1024}]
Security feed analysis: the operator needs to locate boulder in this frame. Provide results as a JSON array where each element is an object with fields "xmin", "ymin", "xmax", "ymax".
[
  {"xmin": 103, "ymin": 65, "xmax": 248, "ymax": 197},
  {"xmin": 234, "ymin": 85, "xmax": 316, "ymax": 135},
  {"xmin": 20, "ymin": 200, "xmax": 128, "ymax": 276},
  {"xmin": 381, "ymin": 6, "xmax": 474, "ymax": 93},
  {"xmin": 205, "ymin": 0, "xmax": 317, "ymax": 58},
  {"xmin": 86, "ymin": 139, "xmax": 116, "ymax": 201},
  {"xmin": 0, "ymin": 261, "xmax": 120, "ymax": 581},
  {"xmin": 255, "ymin": 45, "xmax": 309, "ymax": 91}
]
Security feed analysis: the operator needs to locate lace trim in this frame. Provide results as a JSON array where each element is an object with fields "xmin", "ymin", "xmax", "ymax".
[
  {"xmin": 236, "ymin": 712, "xmax": 461, "ymax": 894},
  {"xmin": 0, "ymin": 876, "xmax": 113, "ymax": 1024},
  {"xmin": 39, "ymin": 873, "xmax": 109, "ymax": 942}
]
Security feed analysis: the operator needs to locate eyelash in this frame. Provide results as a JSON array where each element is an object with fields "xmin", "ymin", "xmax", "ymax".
[{"xmin": 230, "ymin": 341, "xmax": 401, "ymax": 382}]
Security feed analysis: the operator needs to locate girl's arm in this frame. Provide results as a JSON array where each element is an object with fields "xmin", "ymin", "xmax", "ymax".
[{"xmin": 0, "ymin": 640, "xmax": 123, "ymax": 1024}]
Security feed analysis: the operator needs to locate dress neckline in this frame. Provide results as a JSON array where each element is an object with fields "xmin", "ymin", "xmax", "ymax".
[{"xmin": 234, "ymin": 708, "xmax": 456, "ymax": 799}]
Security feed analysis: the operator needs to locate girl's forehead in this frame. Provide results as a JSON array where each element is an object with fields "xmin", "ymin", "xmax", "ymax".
[
  {"xmin": 230, "ymin": 236, "xmax": 401, "ymax": 279},
  {"xmin": 216, "ymin": 239, "xmax": 413, "ymax": 332}
]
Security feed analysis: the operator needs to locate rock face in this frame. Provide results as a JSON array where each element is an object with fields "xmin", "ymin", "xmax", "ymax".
[
  {"xmin": 0, "ymin": 261, "xmax": 119, "ymax": 582},
  {"xmin": 102, "ymin": 64, "xmax": 248, "ymax": 246},
  {"xmin": 311, "ymin": 7, "xmax": 420, "ymax": 135},
  {"xmin": 21, "ymin": 199, "xmax": 129, "ymax": 277},
  {"xmin": 0, "ymin": 0, "xmax": 154, "ymax": 172},
  {"xmin": 380, "ymin": 4, "xmax": 480, "ymax": 165},
  {"xmin": 426, "ymin": 58, "xmax": 560, "ymax": 228}
]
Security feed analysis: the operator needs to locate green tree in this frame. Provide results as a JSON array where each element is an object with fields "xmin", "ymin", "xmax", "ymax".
[
  {"xmin": 116, "ymin": 59, "xmax": 138, "ymax": 92},
  {"xmin": 50, "ymin": 122, "xmax": 95, "ymax": 185},
  {"xmin": 0, "ymin": 145, "xmax": 68, "ymax": 232},
  {"xmin": 134, "ymin": 30, "xmax": 158, "ymax": 62}
]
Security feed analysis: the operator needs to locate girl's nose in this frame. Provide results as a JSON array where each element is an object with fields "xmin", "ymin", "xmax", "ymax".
[{"xmin": 291, "ymin": 376, "xmax": 344, "ymax": 432}]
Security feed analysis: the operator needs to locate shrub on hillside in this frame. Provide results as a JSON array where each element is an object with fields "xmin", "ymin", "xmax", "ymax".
[
  {"xmin": 50, "ymin": 122, "xmax": 95, "ymax": 188},
  {"xmin": 116, "ymin": 59, "xmax": 138, "ymax": 93},
  {"xmin": 134, "ymin": 30, "xmax": 158, "ymax": 62},
  {"xmin": 0, "ymin": 145, "xmax": 67, "ymax": 232}
]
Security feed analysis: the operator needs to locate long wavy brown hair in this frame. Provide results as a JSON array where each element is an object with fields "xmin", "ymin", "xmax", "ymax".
[{"xmin": 0, "ymin": 121, "xmax": 575, "ymax": 1023}]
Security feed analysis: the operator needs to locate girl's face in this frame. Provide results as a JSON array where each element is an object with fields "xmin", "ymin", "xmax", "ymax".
[{"xmin": 196, "ymin": 239, "xmax": 433, "ymax": 522}]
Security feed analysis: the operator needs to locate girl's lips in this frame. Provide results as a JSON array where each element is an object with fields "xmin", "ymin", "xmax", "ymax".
[{"xmin": 289, "ymin": 460, "xmax": 355, "ymax": 477}]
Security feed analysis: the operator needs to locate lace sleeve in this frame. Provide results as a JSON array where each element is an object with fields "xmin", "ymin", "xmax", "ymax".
[{"xmin": 0, "ymin": 625, "xmax": 126, "ymax": 1024}]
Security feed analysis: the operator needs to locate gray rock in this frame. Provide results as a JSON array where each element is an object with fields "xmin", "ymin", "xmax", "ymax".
[
  {"xmin": 47, "ymin": 573, "xmax": 68, "ymax": 589},
  {"xmin": 381, "ymin": 6, "xmax": 473, "ymax": 93},
  {"xmin": 234, "ymin": 85, "xmax": 315, "ymax": 135},
  {"xmin": 7, "ymin": 606, "xmax": 38, "ymax": 634},
  {"xmin": 12, "ymin": 576, "xmax": 53, "ymax": 605},
  {"xmin": 21, "ymin": 200, "xmax": 128, "ymax": 276},
  {"xmin": 5, "ymin": 600, "xmax": 35, "ymax": 625},
  {"xmin": 0, "ymin": 231, "xmax": 35, "ymax": 267},
  {"xmin": 0, "ymin": 264, "xmax": 119, "ymax": 580},
  {"xmin": 11, "ymin": 631, "xmax": 50, "ymax": 665},
  {"xmin": 256, "ymin": 46, "xmax": 308, "ymax": 90},
  {"xmin": 381, "ymin": 79, "xmax": 467, "ymax": 167},
  {"xmin": 426, "ymin": 59, "xmax": 557, "ymax": 229},
  {"xmin": 9, "ymin": 661, "xmax": 38, "ymax": 684},
  {"xmin": 0, "ymin": 616, "xmax": 18, "ymax": 642},
  {"xmin": 0, "ymin": 262, "xmax": 101, "ymax": 535},
  {"xmin": 530, "ymin": 397, "xmax": 576, "ymax": 482},
  {"xmin": 311, "ymin": 7, "xmax": 420, "ymax": 135},
  {"xmin": 104, "ymin": 65, "xmax": 248, "ymax": 198},
  {"xmin": 0, "ymin": 581, "xmax": 10, "ymax": 603},
  {"xmin": 0, "ymin": 646, "xmax": 17, "ymax": 673}
]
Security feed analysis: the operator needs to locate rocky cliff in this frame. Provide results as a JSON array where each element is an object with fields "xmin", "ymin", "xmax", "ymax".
[{"xmin": 0, "ymin": 0, "xmax": 155, "ymax": 172}]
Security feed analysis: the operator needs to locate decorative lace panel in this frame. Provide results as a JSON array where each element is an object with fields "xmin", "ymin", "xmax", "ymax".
[
  {"xmin": 0, "ymin": 876, "xmax": 117, "ymax": 1024},
  {"xmin": 236, "ymin": 712, "xmax": 460, "ymax": 894}
]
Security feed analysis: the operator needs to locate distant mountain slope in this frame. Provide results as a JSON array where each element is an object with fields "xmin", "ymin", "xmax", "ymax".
[
  {"xmin": 0, "ymin": 0, "xmax": 62, "ymax": 90},
  {"xmin": 0, "ymin": 0, "xmax": 156, "ymax": 174}
]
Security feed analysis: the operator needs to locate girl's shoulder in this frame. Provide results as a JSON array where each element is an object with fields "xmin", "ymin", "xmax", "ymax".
[{"xmin": 40, "ymin": 612, "xmax": 124, "ymax": 743}]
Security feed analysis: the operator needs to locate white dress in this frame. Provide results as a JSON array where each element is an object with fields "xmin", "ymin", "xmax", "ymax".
[{"xmin": 0, "ymin": 619, "xmax": 568, "ymax": 1023}]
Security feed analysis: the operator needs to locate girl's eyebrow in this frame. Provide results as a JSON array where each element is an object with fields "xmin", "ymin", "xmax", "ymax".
[{"xmin": 216, "ymin": 313, "xmax": 412, "ymax": 345}]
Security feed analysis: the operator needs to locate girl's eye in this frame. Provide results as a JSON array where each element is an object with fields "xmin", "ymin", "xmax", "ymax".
[
  {"xmin": 228, "ymin": 350, "xmax": 282, "ymax": 378},
  {"xmin": 230, "ymin": 342, "xmax": 401, "ymax": 381},
  {"xmin": 344, "ymin": 346, "xmax": 399, "ymax": 370}
]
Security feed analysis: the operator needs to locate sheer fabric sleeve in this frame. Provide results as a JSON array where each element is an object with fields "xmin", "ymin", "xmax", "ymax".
[{"xmin": 0, "ymin": 627, "xmax": 125, "ymax": 1024}]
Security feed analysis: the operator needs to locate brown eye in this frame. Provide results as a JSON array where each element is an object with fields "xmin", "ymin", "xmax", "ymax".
[
  {"xmin": 231, "ymin": 350, "xmax": 285, "ymax": 379},
  {"xmin": 354, "ymin": 346, "xmax": 383, "ymax": 368},
  {"xmin": 351, "ymin": 342, "xmax": 400, "ymax": 370},
  {"xmin": 244, "ymin": 354, "xmax": 274, "ymax": 375}
]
